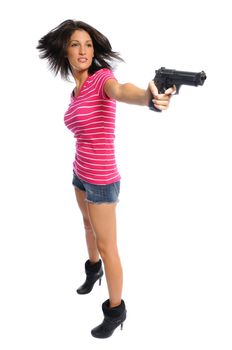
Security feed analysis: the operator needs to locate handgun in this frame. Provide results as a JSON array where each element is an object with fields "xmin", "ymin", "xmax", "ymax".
[{"xmin": 149, "ymin": 67, "xmax": 207, "ymax": 112}]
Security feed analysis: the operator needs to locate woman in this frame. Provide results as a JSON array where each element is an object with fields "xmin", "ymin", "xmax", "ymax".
[{"xmin": 37, "ymin": 19, "xmax": 175, "ymax": 338}]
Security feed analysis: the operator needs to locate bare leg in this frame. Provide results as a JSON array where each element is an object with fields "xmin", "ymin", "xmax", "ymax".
[
  {"xmin": 87, "ymin": 202, "xmax": 123, "ymax": 307},
  {"xmin": 74, "ymin": 188, "xmax": 99, "ymax": 263}
]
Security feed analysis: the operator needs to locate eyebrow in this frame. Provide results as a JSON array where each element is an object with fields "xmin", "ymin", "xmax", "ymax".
[{"xmin": 69, "ymin": 39, "xmax": 92, "ymax": 43}]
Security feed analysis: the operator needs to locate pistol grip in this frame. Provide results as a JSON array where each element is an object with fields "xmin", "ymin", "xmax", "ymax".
[{"xmin": 149, "ymin": 99, "xmax": 162, "ymax": 112}]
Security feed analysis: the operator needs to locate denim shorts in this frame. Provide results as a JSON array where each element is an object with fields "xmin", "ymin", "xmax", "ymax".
[{"xmin": 72, "ymin": 171, "xmax": 120, "ymax": 204}]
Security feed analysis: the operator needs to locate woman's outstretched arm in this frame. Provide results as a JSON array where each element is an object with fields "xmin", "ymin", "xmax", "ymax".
[{"xmin": 104, "ymin": 79, "xmax": 176, "ymax": 110}]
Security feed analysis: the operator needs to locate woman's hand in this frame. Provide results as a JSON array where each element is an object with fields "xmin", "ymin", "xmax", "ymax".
[{"xmin": 148, "ymin": 81, "xmax": 176, "ymax": 111}]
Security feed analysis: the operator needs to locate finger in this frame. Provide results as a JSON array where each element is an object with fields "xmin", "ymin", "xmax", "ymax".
[
  {"xmin": 153, "ymin": 94, "xmax": 170, "ymax": 101},
  {"xmin": 165, "ymin": 85, "xmax": 177, "ymax": 95},
  {"xmin": 154, "ymin": 103, "xmax": 169, "ymax": 111},
  {"xmin": 153, "ymin": 99, "xmax": 169, "ymax": 107},
  {"xmin": 149, "ymin": 80, "xmax": 158, "ymax": 96}
]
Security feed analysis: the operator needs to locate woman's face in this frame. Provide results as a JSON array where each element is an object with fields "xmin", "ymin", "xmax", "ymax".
[{"xmin": 66, "ymin": 29, "xmax": 94, "ymax": 73}]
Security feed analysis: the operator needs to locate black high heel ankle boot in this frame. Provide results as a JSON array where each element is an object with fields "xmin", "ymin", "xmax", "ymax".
[
  {"xmin": 76, "ymin": 259, "xmax": 103, "ymax": 295},
  {"xmin": 91, "ymin": 299, "xmax": 127, "ymax": 338}
]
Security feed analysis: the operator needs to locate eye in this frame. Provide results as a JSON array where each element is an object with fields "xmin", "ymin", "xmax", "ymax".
[{"xmin": 71, "ymin": 42, "xmax": 79, "ymax": 47}]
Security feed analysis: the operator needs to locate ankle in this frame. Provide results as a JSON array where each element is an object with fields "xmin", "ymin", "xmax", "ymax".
[
  {"xmin": 85, "ymin": 259, "xmax": 102, "ymax": 273},
  {"xmin": 89, "ymin": 259, "xmax": 100, "ymax": 264},
  {"xmin": 102, "ymin": 299, "xmax": 126, "ymax": 318},
  {"xmin": 109, "ymin": 300, "xmax": 122, "ymax": 308}
]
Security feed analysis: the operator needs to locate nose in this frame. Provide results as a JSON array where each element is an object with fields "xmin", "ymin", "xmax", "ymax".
[{"xmin": 79, "ymin": 45, "xmax": 86, "ymax": 55}]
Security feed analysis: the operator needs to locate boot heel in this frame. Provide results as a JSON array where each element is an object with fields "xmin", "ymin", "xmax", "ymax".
[
  {"xmin": 120, "ymin": 323, "xmax": 124, "ymax": 330},
  {"xmin": 99, "ymin": 277, "xmax": 102, "ymax": 286}
]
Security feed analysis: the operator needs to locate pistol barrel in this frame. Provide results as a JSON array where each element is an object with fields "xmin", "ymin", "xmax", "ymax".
[{"xmin": 155, "ymin": 67, "xmax": 207, "ymax": 87}]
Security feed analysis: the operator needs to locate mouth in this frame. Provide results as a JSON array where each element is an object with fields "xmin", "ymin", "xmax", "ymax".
[{"xmin": 78, "ymin": 58, "xmax": 88, "ymax": 63}]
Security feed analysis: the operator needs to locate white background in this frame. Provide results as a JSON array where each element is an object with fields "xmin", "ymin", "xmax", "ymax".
[{"xmin": 0, "ymin": 0, "xmax": 231, "ymax": 349}]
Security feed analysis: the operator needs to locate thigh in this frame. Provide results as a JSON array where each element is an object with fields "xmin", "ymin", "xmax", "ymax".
[
  {"xmin": 74, "ymin": 187, "xmax": 89, "ymax": 221},
  {"xmin": 87, "ymin": 203, "xmax": 117, "ymax": 246}
]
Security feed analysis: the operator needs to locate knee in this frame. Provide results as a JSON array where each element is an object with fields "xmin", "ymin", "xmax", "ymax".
[
  {"xmin": 96, "ymin": 240, "xmax": 118, "ymax": 259},
  {"xmin": 96, "ymin": 240, "xmax": 105, "ymax": 257},
  {"xmin": 83, "ymin": 217, "xmax": 93, "ymax": 235}
]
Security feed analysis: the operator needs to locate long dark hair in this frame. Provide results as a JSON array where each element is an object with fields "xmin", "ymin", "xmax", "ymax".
[{"xmin": 36, "ymin": 20, "xmax": 124, "ymax": 80}]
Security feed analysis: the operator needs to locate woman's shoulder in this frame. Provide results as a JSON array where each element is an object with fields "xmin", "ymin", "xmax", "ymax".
[{"xmin": 93, "ymin": 68, "xmax": 113, "ymax": 78}]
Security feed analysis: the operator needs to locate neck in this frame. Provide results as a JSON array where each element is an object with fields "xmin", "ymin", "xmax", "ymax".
[
  {"xmin": 72, "ymin": 69, "xmax": 88, "ymax": 95},
  {"xmin": 73, "ymin": 68, "xmax": 88, "ymax": 83}
]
